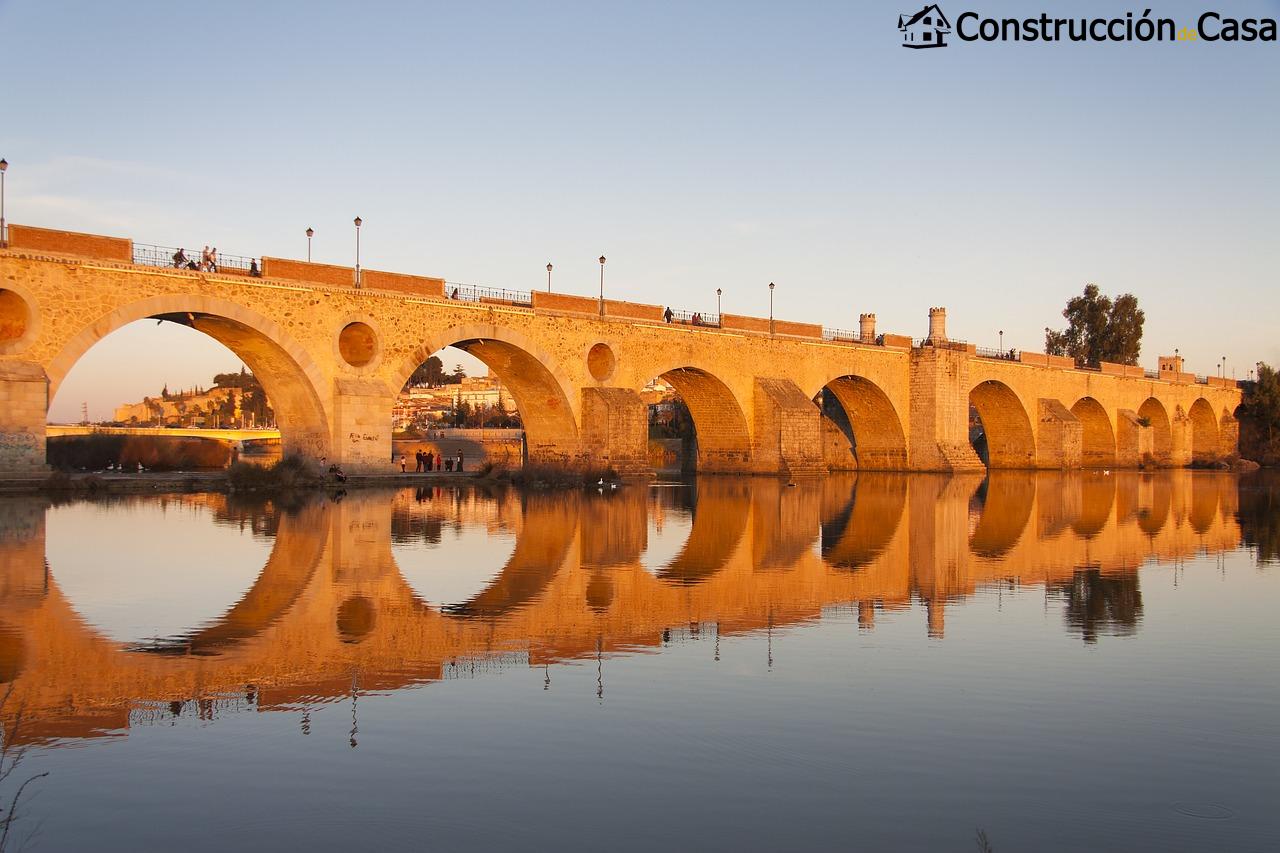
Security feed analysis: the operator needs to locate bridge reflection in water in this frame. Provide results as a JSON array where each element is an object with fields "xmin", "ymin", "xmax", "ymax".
[{"xmin": 0, "ymin": 471, "xmax": 1248, "ymax": 744}]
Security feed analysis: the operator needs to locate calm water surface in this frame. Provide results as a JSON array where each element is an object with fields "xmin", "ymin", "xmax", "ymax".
[{"xmin": 1, "ymin": 472, "xmax": 1277, "ymax": 851}]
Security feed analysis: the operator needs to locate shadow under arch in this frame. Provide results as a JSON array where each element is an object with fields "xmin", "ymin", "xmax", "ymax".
[
  {"xmin": 820, "ymin": 376, "xmax": 908, "ymax": 470},
  {"xmin": 821, "ymin": 473, "xmax": 908, "ymax": 570},
  {"xmin": 1071, "ymin": 397, "xmax": 1117, "ymax": 468},
  {"xmin": 129, "ymin": 500, "xmax": 331, "ymax": 655},
  {"xmin": 1188, "ymin": 398, "xmax": 1220, "ymax": 464},
  {"xmin": 969, "ymin": 473, "xmax": 1035, "ymax": 557},
  {"xmin": 47, "ymin": 294, "xmax": 332, "ymax": 458},
  {"xmin": 656, "ymin": 477, "xmax": 750, "ymax": 585},
  {"xmin": 971, "ymin": 380, "xmax": 1036, "ymax": 468},
  {"xmin": 389, "ymin": 324, "xmax": 580, "ymax": 463},
  {"xmin": 651, "ymin": 366, "xmax": 753, "ymax": 473},
  {"xmin": 1137, "ymin": 398, "xmax": 1174, "ymax": 464},
  {"xmin": 442, "ymin": 493, "xmax": 580, "ymax": 617}
]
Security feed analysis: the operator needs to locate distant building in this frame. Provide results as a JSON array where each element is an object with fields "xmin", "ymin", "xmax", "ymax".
[{"xmin": 393, "ymin": 375, "xmax": 516, "ymax": 430}]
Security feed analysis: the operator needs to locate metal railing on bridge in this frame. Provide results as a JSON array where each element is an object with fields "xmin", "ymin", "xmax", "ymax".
[
  {"xmin": 974, "ymin": 346, "xmax": 1019, "ymax": 361},
  {"xmin": 134, "ymin": 243, "xmax": 261, "ymax": 274},
  {"xmin": 823, "ymin": 328, "xmax": 861, "ymax": 343},
  {"xmin": 444, "ymin": 282, "xmax": 532, "ymax": 307},
  {"xmin": 668, "ymin": 309, "xmax": 721, "ymax": 328}
]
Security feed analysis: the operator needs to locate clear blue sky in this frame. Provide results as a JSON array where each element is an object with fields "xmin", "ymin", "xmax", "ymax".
[{"xmin": 3, "ymin": 0, "xmax": 1275, "ymax": 421}]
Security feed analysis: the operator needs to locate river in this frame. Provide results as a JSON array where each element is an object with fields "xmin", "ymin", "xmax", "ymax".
[{"xmin": 0, "ymin": 471, "xmax": 1276, "ymax": 851}]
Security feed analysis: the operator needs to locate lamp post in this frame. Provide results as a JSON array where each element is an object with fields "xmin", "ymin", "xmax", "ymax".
[
  {"xmin": 999, "ymin": 329, "xmax": 1004, "ymax": 354},
  {"xmin": 353, "ymin": 217, "xmax": 362, "ymax": 287},
  {"xmin": 768, "ymin": 282, "xmax": 775, "ymax": 336},
  {"xmin": 1221, "ymin": 355, "xmax": 1226, "ymax": 379},
  {"xmin": 716, "ymin": 287, "xmax": 722, "ymax": 322},
  {"xmin": 306, "ymin": 227, "xmax": 314, "ymax": 262},
  {"xmin": 598, "ymin": 255, "xmax": 606, "ymax": 317},
  {"xmin": 546, "ymin": 262, "xmax": 553, "ymax": 292},
  {"xmin": 0, "ymin": 158, "xmax": 8, "ymax": 246}
]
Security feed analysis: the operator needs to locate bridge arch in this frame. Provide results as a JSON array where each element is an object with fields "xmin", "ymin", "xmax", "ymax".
[
  {"xmin": 970, "ymin": 380, "xmax": 1036, "ymax": 468},
  {"xmin": 1071, "ymin": 397, "xmax": 1117, "ymax": 467},
  {"xmin": 642, "ymin": 363, "xmax": 753, "ymax": 473},
  {"xmin": 49, "ymin": 294, "xmax": 332, "ymax": 458},
  {"xmin": 1188, "ymin": 398, "xmax": 1220, "ymax": 464},
  {"xmin": 390, "ymin": 324, "xmax": 580, "ymax": 463},
  {"xmin": 819, "ymin": 376, "xmax": 908, "ymax": 470},
  {"xmin": 1138, "ymin": 398, "xmax": 1173, "ymax": 465}
]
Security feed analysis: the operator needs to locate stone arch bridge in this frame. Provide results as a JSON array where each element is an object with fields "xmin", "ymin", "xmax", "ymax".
[{"xmin": 0, "ymin": 225, "xmax": 1242, "ymax": 474}]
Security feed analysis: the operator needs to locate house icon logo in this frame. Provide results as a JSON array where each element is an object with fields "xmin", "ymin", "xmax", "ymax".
[{"xmin": 898, "ymin": 4, "xmax": 952, "ymax": 48}]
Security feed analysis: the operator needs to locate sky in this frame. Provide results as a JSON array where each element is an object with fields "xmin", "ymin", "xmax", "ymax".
[{"xmin": 2, "ymin": 0, "xmax": 1276, "ymax": 421}]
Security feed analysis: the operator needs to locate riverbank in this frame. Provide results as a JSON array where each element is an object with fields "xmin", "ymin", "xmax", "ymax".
[{"xmin": 0, "ymin": 469, "xmax": 487, "ymax": 496}]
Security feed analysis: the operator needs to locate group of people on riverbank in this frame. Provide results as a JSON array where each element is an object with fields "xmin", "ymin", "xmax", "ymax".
[{"xmin": 400, "ymin": 449, "xmax": 464, "ymax": 473}]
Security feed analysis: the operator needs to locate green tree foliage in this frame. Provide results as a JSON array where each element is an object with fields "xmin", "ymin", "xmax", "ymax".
[
  {"xmin": 212, "ymin": 367, "xmax": 256, "ymax": 389},
  {"xmin": 405, "ymin": 355, "xmax": 446, "ymax": 389},
  {"xmin": 1242, "ymin": 363, "xmax": 1280, "ymax": 442},
  {"xmin": 1044, "ymin": 284, "xmax": 1144, "ymax": 367}
]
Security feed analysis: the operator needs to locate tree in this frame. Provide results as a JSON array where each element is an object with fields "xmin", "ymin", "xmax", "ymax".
[
  {"xmin": 405, "ymin": 355, "xmax": 446, "ymax": 389},
  {"xmin": 1044, "ymin": 284, "xmax": 1144, "ymax": 367},
  {"xmin": 219, "ymin": 389, "xmax": 238, "ymax": 423}
]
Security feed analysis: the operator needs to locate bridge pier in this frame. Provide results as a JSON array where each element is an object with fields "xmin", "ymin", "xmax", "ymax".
[
  {"xmin": 751, "ymin": 378, "xmax": 825, "ymax": 476},
  {"xmin": 1219, "ymin": 410, "xmax": 1240, "ymax": 460},
  {"xmin": 1115, "ymin": 409, "xmax": 1148, "ymax": 467},
  {"xmin": 581, "ymin": 388, "xmax": 650, "ymax": 476},
  {"xmin": 333, "ymin": 379, "xmax": 394, "ymax": 473},
  {"xmin": 0, "ymin": 363, "xmax": 48, "ymax": 474},
  {"xmin": 1035, "ymin": 399, "xmax": 1083, "ymax": 469},
  {"xmin": 908, "ymin": 347, "xmax": 984, "ymax": 472}
]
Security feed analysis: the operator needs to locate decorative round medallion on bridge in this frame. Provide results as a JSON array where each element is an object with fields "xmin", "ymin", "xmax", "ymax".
[
  {"xmin": 587, "ymin": 342, "xmax": 616, "ymax": 382},
  {"xmin": 338, "ymin": 321, "xmax": 378, "ymax": 368},
  {"xmin": 0, "ymin": 289, "xmax": 30, "ymax": 345}
]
